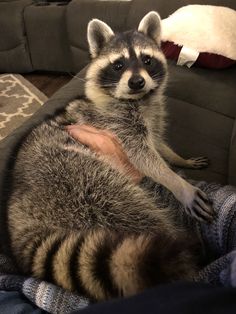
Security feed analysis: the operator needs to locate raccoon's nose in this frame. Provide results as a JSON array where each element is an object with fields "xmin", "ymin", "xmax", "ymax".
[{"xmin": 128, "ymin": 75, "xmax": 145, "ymax": 91}]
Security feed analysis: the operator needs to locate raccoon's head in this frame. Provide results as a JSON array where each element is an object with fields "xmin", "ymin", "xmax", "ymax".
[{"xmin": 85, "ymin": 11, "xmax": 167, "ymax": 106}]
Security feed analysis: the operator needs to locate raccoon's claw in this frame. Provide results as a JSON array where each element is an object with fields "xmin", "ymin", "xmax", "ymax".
[
  {"xmin": 186, "ymin": 188, "xmax": 214, "ymax": 223},
  {"xmin": 187, "ymin": 156, "xmax": 209, "ymax": 169}
]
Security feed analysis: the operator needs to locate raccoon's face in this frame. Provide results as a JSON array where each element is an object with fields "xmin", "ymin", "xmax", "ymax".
[{"xmin": 85, "ymin": 12, "xmax": 167, "ymax": 106}]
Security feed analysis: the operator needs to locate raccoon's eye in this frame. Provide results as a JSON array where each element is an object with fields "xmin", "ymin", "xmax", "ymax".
[
  {"xmin": 142, "ymin": 55, "xmax": 152, "ymax": 66},
  {"xmin": 112, "ymin": 60, "xmax": 124, "ymax": 71}
]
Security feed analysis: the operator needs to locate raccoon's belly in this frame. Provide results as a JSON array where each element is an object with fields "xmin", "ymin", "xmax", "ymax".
[{"xmin": 8, "ymin": 143, "xmax": 136, "ymax": 237}]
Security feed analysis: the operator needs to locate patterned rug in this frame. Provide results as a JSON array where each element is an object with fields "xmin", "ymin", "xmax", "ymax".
[{"xmin": 0, "ymin": 74, "xmax": 48, "ymax": 140}]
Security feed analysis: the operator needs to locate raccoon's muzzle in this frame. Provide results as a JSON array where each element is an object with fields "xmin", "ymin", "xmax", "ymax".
[{"xmin": 128, "ymin": 74, "xmax": 145, "ymax": 91}]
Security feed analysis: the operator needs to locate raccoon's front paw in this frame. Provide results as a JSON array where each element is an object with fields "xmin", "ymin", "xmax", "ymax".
[
  {"xmin": 183, "ymin": 186, "xmax": 214, "ymax": 223},
  {"xmin": 187, "ymin": 156, "xmax": 209, "ymax": 169}
]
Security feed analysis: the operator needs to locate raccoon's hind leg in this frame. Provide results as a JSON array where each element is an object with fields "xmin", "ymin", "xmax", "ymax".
[
  {"xmin": 11, "ymin": 227, "xmax": 198, "ymax": 301},
  {"xmin": 158, "ymin": 143, "xmax": 209, "ymax": 169}
]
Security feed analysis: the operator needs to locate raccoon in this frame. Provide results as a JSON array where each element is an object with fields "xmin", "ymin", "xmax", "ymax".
[{"xmin": 7, "ymin": 12, "xmax": 212, "ymax": 301}]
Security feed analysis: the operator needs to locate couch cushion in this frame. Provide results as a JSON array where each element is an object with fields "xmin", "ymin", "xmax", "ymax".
[
  {"xmin": 165, "ymin": 96, "xmax": 233, "ymax": 184},
  {"xmin": 24, "ymin": 2, "xmax": 73, "ymax": 72},
  {"xmin": 0, "ymin": 0, "xmax": 33, "ymax": 73},
  {"xmin": 166, "ymin": 62, "xmax": 236, "ymax": 119},
  {"xmin": 165, "ymin": 62, "xmax": 236, "ymax": 184}
]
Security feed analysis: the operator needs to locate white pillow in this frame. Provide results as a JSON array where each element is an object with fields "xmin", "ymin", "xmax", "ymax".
[{"xmin": 161, "ymin": 5, "xmax": 236, "ymax": 68}]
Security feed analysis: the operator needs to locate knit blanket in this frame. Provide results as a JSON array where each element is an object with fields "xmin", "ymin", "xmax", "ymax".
[{"xmin": 0, "ymin": 179, "xmax": 236, "ymax": 313}]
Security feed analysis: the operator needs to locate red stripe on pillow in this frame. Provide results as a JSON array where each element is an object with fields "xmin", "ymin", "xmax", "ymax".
[
  {"xmin": 161, "ymin": 41, "xmax": 236, "ymax": 69},
  {"xmin": 161, "ymin": 41, "xmax": 181, "ymax": 62}
]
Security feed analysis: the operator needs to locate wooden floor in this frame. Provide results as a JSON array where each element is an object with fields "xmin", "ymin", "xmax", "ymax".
[{"xmin": 23, "ymin": 73, "xmax": 72, "ymax": 98}]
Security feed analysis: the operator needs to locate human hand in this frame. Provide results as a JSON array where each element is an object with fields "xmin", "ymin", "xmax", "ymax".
[{"xmin": 66, "ymin": 124, "xmax": 143, "ymax": 184}]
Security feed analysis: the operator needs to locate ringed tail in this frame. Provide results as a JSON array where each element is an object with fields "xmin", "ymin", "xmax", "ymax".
[{"xmin": 16, "ymin": 229, "xmax": 197, "ymax": 300}]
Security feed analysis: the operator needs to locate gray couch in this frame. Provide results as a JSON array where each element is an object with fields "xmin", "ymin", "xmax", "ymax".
[{"xmin": 1, "ymin": 0, "xmax": 236, "ymax": 73}]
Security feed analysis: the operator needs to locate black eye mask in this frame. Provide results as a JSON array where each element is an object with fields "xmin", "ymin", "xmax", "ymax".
[{"xmin": 98, "ymin": 58, "xmax": 127, "ymax": 90}]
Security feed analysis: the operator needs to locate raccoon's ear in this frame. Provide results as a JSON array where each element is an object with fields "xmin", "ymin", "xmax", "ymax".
[
  {"xmin": 138, "ymin": 11, "xmax": 161, "ymax": 46},
  {"xmin": 87, "ymin": 19, "xmax": 114, "ymax": 58}
]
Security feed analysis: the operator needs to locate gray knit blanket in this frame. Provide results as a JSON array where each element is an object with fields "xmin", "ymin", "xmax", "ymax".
[{"xmin": 0, "ymin": 179, "xmax": 236, "ymax": 313}]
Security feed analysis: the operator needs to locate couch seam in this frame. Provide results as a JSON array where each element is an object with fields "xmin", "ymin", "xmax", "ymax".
[
  {"xmin": 22, "ymin": 1, "xmax": 34, "ymax": 70},
  {"xmin": 0, "ymin": 43, "xmax": 24, "ymax": 53}
]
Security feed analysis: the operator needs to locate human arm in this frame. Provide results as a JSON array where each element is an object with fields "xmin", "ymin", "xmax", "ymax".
[{"xmin": 66, "ymin": 124, "xmax": 143, "ymax": 184}]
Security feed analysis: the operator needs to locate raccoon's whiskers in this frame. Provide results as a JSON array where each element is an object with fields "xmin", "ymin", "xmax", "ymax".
[
  {"xmin": 89, "ymin": 82, "xmax": 117, "ymax": 88},
  {"xmin": 99, "ymin": 78, "xmax": 118, "ymax": 84},
  {"xmin": 101, "ymin": 84, "xmax": 117, "ymax": 88},
  {"xmin": 67, "ymin": 73, "xmax": 88, "ymax": 83},
  {"xmin": 151, "ymin": 74, "xmax": 165, "ymax": 80}
]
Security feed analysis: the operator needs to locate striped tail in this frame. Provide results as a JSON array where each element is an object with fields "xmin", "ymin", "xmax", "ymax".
[{"xmin": 16, "ymin": 229, "xmax": 198, "ymax": 301}]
